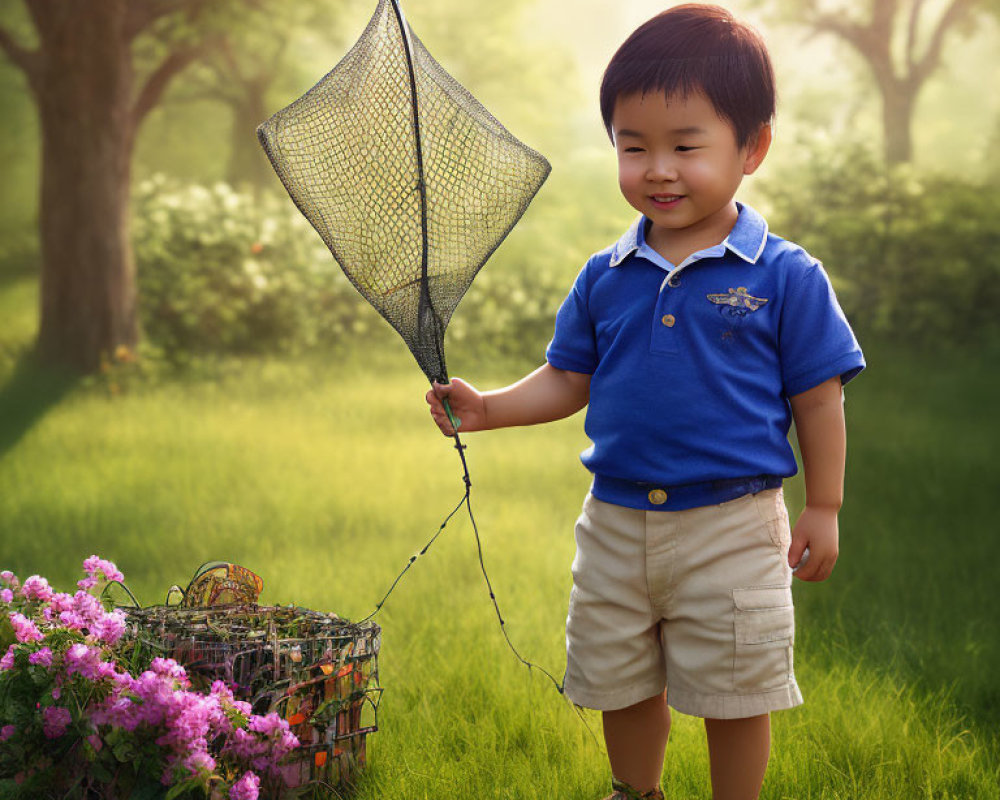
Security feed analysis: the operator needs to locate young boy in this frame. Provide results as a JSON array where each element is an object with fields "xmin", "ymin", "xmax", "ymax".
[{"xmin": 427, "ymin": 5, "xmax": 864, "ymax": 799}]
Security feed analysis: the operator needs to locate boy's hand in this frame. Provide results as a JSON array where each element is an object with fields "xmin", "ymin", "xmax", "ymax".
[
  {"xmin": 788, "ymin": 505, "xmax": 839, "ymax": 582},
  {"xmin": 426, "ymin": 378, "xmax": 486, "ymax": 436}
]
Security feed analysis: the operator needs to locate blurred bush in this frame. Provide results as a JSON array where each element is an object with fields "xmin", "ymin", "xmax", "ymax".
[
  {"xmin": 133, "ymin": 176, "xmax": 375, "ymax": 364},
  {"xmin": 133, "ymin": 176, "xmax": 575, "ymax": 367},
  {"xmin": 759, "ymin": 141, "xmax": 1000, "ymax": 344}
]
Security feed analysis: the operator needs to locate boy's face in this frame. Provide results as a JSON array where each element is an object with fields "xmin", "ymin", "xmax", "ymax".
[{"xmin": 611, "ymin": 90, "xmax": 769, "ymax": 249}]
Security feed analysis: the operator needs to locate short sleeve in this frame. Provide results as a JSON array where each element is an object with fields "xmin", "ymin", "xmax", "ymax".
[
  {"xmin": 546, "ymin": 262, "xmax": 598, "ymax": 374},
  {"xmin": 779, "ymin": 257, "xmax": 865, "ymax": 397}
]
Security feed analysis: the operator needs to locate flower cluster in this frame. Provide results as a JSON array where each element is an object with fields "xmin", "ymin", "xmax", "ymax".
[{"xmin": 0, "ymin": 559, "xmax": 299, "ymax": 799}]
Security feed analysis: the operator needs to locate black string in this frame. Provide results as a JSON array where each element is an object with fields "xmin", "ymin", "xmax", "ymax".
[
  {"xmin": 460, "ymin": 446, "xmax": 601, "ymax": 746},
  {"xmin": 361, "ymin": 423, "xmax": 600, "ymax": 747},
  {"xmin": 358, "ymin": 489, "xmax": 466, "ymax": 624}
]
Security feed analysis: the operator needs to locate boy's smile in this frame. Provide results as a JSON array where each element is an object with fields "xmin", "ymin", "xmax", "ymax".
[
  {"xmin": 611, "ymin": 90, "xmax": 770, "ymax": 264},
  {"xmin": 649, "ymin": 193, "xmax": 683, "ymax": 210}
]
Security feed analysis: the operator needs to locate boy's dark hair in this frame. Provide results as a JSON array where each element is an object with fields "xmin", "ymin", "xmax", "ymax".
[{"xmin": 599, "ymin": 4, "xmax": 775, "ymax": 148}]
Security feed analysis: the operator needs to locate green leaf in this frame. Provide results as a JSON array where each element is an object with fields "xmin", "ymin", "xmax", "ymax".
[
  {"xmin": 164, "ymin": 777, "xmax": 202, "ymax": 800},
  {"xmin": 0, "ymin": 615, "xmax": 15, "ymax": 651},
  {"xmin": 131, "ymin": 777, "xmax": 170, "ymax": 800},
  {"xmin": 112, "ymin": 737, "xmax": 137, "ymax": 763},
  {"xmin": 90, "ymin": 760, "xmax": 114, "ymax": 783}
]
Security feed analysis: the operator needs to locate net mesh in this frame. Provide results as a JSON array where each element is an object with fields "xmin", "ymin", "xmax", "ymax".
[{"xmin": 257, "ymin": 0, "xmax": 551, "ymax": 384}]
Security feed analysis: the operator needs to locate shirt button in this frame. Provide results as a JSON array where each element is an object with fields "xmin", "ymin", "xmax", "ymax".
[
  {"xmin": 648, "ymin": 489, "xmax": 668, "ymax": 505},
  {"xmin": 661, "ymin": 314, "xmax": 676, "ymax": 327}
]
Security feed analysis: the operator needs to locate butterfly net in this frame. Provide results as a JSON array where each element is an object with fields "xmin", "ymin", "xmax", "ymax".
[{"xmin": 256, "ymin": 0, "xmax": 551, "ymax": 385}]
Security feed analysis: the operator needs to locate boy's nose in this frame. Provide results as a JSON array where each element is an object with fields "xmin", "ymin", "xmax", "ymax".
[{"xmin": 645, "ymin": 155, "xmax": 678, "ymax": 182}]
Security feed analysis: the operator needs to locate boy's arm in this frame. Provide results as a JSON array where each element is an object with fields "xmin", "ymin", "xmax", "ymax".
[
  {"xmin": 426, "ymin": 363, "xmax": 590, "ymax": 435},
  {"xmin": 788, "ymin": 376, "xmax": 847, "ymax": 582}
]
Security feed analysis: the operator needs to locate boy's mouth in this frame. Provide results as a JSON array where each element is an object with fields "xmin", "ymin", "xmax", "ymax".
[{"xmin": 649, "ymin": 193, "xmax": 684, "ymax": 209}]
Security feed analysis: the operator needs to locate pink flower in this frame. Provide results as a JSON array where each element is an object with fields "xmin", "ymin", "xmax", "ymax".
[
  {"xmin": 91, "ymin": 695, "xmax": 139, "ymax": 731},
  {"xmin": 211, "ymin": 681, "xmax": 251, "ymax": 722},
  {"xmin": 229, "ymin": 771, "xmax": 260, "ymax": 800},
  {"xmin": 64, "ymin": 643, "xmax": 103, "ymax": 680},
  {"xmin": 0, "ymin": 724, "xmax": 15, "ymax": 742},
  {"xmin": 28, "ymin": 647, "xmax": 53, "ymax": 667},
  {"xmin": 20, "ymin": 575, "xmax": 54, "ymax": 603},
  {"xmin": 183, "ymin": 750, "xmax": 216, "ymax": 774},
  {"xmin": 109, "ymin": 667, "xmax": 134, "ymax": 691},
  {"xmin": 0, "ymin": 570, "xmax": 16, "ymax": 585},
  {"xmin": 71, "ymin": 590, "xmax": 103, "ymax": 624},
  {"xmin": 225, "ymin": 727, "xmax": 256, "ymax": 760},
  {"xmin": 55, "ymin": 591, "xmax": 126, "ymax": 640},
  {"xmin": 82, "ymin": 556, "xmax": 124, "ymax": 585},
  {"xmin": 58, "ymin": 610, "xmax": 86, "ymax": 631},
  {"xmin": 0, "ymin": 644, "xmax": 15, "ymax": 671},
  {"xmin": 9, "ymin": 612, "xmax": 43, "ymax": 643},
  {"xmin": 210, "ymin": 680, "xmax": 235, "ymax": 702},
  {"xmin": 232, "ymin": 699, "xmax": 252, "ymax": 717},
  {"xmin": 42, "ymin": 706, "xmax": 72, "ymax": 739},
  {"xmin": 248, "ymin": 711, "xmax": 287, "ymax": 737},
  {"xmin": 151, "ymin": 657, "xmax": 188, "ymax": 682},
  {"xmin": 221, "ymin": 713, "xmax": 298, "ymax": 777},
  {"xmin": 0, "ymin": 588, "xmax": 13, "ymax": 604},
  {"xmin": 48, "ymin": 592, "xmax": 75, "ymax": 614},
  {"xmin": 92, "ymin": 609, "xmax": 127, "ymax": 645},
  {"xmin": 280, "ymin": 729, "xmax": 299, "ymax": 752}
]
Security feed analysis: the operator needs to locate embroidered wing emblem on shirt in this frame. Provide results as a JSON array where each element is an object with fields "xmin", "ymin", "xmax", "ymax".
[{"xmin": 707, "ymin": 286, "xmax": 769, "ymax": 315}]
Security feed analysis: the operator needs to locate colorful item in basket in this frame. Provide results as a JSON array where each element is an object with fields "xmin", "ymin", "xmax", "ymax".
[{"xmin": 181, "ymin": 561, "xmax": 264, "ymax": 607}]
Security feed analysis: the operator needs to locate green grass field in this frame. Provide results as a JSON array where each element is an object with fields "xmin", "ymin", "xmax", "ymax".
[{"xmin": 1, "ymin": 272, "xmax": 998, "ymax": 798}]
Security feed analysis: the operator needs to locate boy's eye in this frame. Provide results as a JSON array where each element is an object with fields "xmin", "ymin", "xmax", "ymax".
[
  {"xmin": 676, "ymin": 145, "xmax": 699, "ymax": 152},
  {"xmin": 623, "ymin": 146, "xmax": 645, "ymax": 153}
]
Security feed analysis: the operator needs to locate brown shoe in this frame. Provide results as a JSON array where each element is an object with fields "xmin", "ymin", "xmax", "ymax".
[{"xmin": 601, "ymin": 778, "xmax": 665, "ymax": 800}]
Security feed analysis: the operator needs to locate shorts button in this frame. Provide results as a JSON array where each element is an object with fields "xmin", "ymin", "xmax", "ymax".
[
  {"xmin": 661, "ymin": 314, "xmax": 676, "ymax": 327},
  {"xmin": 648, "ymin": 489, "xmax": 668, "ymax": 505}
]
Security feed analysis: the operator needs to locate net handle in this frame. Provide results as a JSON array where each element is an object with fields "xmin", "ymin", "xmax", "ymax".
[{"xmin": 441, "ymin": 396, "xmax": 461, "ymax": 432}]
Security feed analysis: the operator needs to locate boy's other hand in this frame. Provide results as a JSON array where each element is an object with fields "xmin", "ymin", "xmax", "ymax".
[
  {"xmin": 788, "ymin": 505, "xmax": 839, "ymax": 582},
  {"xmin": 426, "ymin": 378, "xmax": 486, "ymax": 436}
]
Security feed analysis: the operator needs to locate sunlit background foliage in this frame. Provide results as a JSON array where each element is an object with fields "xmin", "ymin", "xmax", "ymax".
[{"xmin": 1, "ymin": 0, "xmax": 998, "ymax": 367}]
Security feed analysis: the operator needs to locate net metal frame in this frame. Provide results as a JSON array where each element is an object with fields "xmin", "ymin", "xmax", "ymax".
[{"xmin": 257, "ymin": 0, "xmax": 550, "ymax": 386}]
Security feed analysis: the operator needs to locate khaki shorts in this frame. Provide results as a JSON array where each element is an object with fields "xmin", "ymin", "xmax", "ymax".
[{"xmin": 564, "ymin": 488, "xmax": 803, "ymax": 719}]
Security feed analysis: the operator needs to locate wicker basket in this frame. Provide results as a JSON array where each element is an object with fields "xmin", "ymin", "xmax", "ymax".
[{"xmin": 123, "ymin": 602, "xmax": 381, "ymax": 795}]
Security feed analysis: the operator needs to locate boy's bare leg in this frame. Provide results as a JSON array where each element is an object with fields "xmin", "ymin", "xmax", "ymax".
[
  {"xmin": 602, "ymin": 691, "xmax": 670, "ymax": 792},
  {"xmin": 704, "ymin": 714, "xmax": 771, "ymax": 800}
]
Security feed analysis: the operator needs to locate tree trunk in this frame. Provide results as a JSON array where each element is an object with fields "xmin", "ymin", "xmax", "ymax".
[
  {"xmin": 882, "ymin": 82, "xmax": 916, "ymax": 166},
  {"xmin": 30, "ymin": 3, "xmax": 138, "ymax": 373},
  {"xmin": 227, "ymin": 85, "xmax": 270, "ymax": 194}
]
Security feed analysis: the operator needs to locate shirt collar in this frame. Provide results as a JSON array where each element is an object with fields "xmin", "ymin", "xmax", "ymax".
[{"xmin": 609, "ymin": 202, "xmax": 769, "ymax": 268}]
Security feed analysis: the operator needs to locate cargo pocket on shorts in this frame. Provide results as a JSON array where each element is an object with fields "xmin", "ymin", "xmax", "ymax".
[{"xmin": 732, "ymin": 585, "xmax": 794, "ymax": 691}]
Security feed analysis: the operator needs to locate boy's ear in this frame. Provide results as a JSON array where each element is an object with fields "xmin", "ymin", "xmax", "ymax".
[{"xmin": 742, "ymin": 123, "xmax": 772, "ymax": 175}]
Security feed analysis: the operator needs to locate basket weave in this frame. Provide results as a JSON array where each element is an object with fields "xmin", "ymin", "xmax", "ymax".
[{"xmin": 123, "ymin": 602, "xmax": 381, "ymax": 795}]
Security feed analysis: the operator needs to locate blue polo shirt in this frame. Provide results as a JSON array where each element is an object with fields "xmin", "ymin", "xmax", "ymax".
[{"xmin": 546, "ymin": 203, "xmax": 865, "ymax": 511}]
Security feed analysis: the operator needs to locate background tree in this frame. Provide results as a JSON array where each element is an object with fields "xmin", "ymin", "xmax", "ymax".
[
  {"xmin": 0, "ymin": 0, "xmax": 236, "ymax": 373},
  {"xmin": 165, "ymin": 1, "xmax": 350, "ymax": 195},
  {"xmin": 772, "ymin": 0, "xmax": 982, "ymax": 164}
]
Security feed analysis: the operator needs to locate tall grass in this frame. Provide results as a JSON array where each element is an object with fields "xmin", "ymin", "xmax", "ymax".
[{"xmin": 1, "ymin": 335, "xmax": 998, "ymax": 798}]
